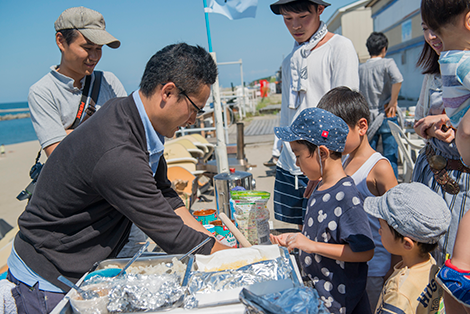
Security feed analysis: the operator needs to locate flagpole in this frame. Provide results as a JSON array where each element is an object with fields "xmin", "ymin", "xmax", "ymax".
[
  {"xmin": 203, "ymin": 0, "xmax": 229, "ymax": 174},
  {"xmin": 203, "ymin": 0, "xmax": 213, "ymax": 52}
]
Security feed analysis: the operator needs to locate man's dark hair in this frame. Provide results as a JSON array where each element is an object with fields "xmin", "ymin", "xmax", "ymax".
[
  {"xmin": 317, "ymin": 86, "xmax": 370, "ymax": 127},
  {"xmin": 140, "ymin": 43, "xmax": 218, "ymax": 99},
  {"xmin": 416, "ymin": 41, "xmax": 440, "ymax": 75},
  {"xmin": 387, "ymin": 225, "xmax": 439, "ymax": 258},
  {"xmin": 421, "ymin": 0, "xmax": 470, "ymax": 34},
  {"xmin": 57, "ymin": 29, "xmax": 79, "ymax": 45},
  {"xmin": 366, "ymin": 32, "xmax": 388, "ymax": 56},
  {"xmin": 279, "ymin": 0, "xmax": 318, "ymax": 14},
  {"xmin": 295, "ymin": 140, "xmax": 342, "ymax": 159}
]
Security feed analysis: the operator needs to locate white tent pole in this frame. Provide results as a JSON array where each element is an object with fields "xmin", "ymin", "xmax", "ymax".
[
  {"xmin": 240, "ymin": 59, "xmax": 246, "ymax": 118},
  {"xmin": 210, "ymin": 52, "xmax": 229, "ymax": 174}
]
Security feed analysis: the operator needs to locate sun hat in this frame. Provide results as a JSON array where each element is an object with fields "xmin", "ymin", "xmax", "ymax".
[
  {"xmin": 363, "ymin": 182, "xmax": 451, "ymax": 244},
  {"xmin": 274, "ymin": 107, "xmax": 349, "ymax": 152},
  {"xmin": 54, "ymin": 7, "xmax": 120, "ymax": 49},
  {"xmin": 270, "ymin": 0, "xmax": 331, "ymax": 15}
]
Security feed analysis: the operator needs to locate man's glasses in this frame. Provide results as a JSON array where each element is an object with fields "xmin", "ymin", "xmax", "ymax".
[{"xmin": 178, "ymin": 88, "xmax": 205, "ymax": 116}]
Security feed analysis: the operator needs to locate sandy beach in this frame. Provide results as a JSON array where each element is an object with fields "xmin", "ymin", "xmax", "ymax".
[{"xmin": 0, "ymin": 140, "xmax": 46, "ymax": 227}]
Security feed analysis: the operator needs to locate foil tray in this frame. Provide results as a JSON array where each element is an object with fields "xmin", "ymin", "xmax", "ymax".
[{"xmin": 52, "ymin": 253, "xmax": 194, "ymax": 314}]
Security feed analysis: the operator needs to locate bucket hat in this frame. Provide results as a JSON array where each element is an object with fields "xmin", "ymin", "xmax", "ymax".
[
  {"xmin": 54, "ymin": 6, "xmax": 120, "ymax": 48},
  {"xmin": 274, "ymin": 107, "xmax": 349, "ymax": 152},
  {"xmin": 270, "ymin": 0, "xmax": 331, "ymax": 15},
  {"xmin": 363, "ymin": 182, "xmax": 451, "ymax": 244}
]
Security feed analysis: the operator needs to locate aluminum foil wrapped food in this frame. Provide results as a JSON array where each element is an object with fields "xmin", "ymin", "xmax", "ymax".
[
  {"xmin": 79, "ymin": 257, "xmax": 189, "ymax": 313},
  {"xmin": 106, "ymin": 273, "xmax": 184, "ymax": 312},
  {"xmin": 187, "ymin": 255, "xmax": 292, "ymax": 295}
]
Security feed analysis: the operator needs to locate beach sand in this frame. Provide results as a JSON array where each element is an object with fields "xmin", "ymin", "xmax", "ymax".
[{"xmin": 0, "ymin": 140, "xmax": 46, "ymax": 227}]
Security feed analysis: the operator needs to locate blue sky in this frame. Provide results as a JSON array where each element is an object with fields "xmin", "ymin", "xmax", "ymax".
[{"xmin": 0, "ymin": 0, "xmax": 356, "ymax": 103}]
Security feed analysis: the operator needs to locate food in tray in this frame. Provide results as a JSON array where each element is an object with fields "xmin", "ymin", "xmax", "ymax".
[
  {"xmin": 204, "ymin": 258, "xmax": 266, "ymax": 272},
  {"xmin": 103, "ymin": 257, "xmax": 186, "ymax": 277},
  {"xmin": 70, "ymin": 284, "xmax": 109, "ymax": 314},
  {"xmin": 195, "ymin": 245, "xmax": 281, "ymax": 272},
  {"xmin": 70, "ymin": 257, "xmax": 190, "ymax": 313}
]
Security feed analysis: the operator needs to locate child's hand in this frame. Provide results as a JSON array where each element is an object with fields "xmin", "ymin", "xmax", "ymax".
[
  {"xmin": 284, "ymin": 232, "xmax": 312, "ymax": 253},
  {"xmin": 271, "ymin": 232, "xmax": 312, "ymax": 253},
  {"xmin": 270, "ymin": 233, "xmax": 290, "ymax": 247}
]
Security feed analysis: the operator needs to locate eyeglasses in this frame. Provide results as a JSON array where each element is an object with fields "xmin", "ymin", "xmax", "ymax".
[
  {"xmin": 174, "ymin": 86, "xmax": 205, "ymax": 116},
  {"xmin": 180, "ymin": 90, "xmax": 205, "ymax": 116}
]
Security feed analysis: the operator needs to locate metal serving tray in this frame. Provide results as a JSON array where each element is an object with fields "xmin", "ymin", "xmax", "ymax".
[{"xmin": 51, "ymin": 253, "xmax": 194, "ymax": 314}]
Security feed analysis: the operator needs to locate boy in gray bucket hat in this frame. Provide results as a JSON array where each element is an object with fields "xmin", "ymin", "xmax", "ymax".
[
  {"xmin": 363, "ymin": 182, "xmax": 451, "ymax": 313},
  {"xmin": 271, "ymin": 106, "xmax": 375, "ymax": 314}
]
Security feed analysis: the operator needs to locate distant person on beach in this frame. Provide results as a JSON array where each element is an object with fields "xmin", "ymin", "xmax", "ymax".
[
  {"xmin": 268, "ymin": 0, "xmax": 359, "ymax": 228},
  {"xmin": 28, "ymin": 6, "xmax": 126, "ymax": 157},
  {"xmin": 0, "ymin": 144, "xmax": 4, "ymax": 156},
  {"xmin": 359, "ymin": 32, "xmax": 403, "ymax": 179},
  {"xmin": 7, "ymin": 43, "xmax": 230, "ymax": 313}
]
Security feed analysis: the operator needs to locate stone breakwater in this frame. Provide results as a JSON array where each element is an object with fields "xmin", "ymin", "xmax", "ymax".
[{"xmin": 0, "ymin": 113, "xmax": 30, "ymax": 121}]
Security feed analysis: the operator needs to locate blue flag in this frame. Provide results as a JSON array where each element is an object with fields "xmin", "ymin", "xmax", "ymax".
[{"xmin": 204, "ymin": 0, "xmax": 258, "ymax": 20}]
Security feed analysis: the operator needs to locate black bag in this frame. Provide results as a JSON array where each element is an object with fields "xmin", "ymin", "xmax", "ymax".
[{"xmin": 17, "ymin": 72, "xmax": 102, "ymax": 201}]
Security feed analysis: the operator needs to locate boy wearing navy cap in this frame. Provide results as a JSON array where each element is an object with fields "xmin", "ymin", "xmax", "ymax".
[
  {"xmin": 363, "ymin": 182, "xmax": 451, "ymax": 314},
  {"xmin": 271, "ymin": 107, "xmax": 375, "ymax": 314}
]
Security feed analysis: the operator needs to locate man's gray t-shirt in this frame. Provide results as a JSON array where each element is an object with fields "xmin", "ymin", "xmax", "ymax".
[
  {"xmin": 359, "ymin": 58, "xmax": 403, "ymax": 114},
  {"xmin": 28, "ymin": 66, "xmax": 127, "ymax": 148}
]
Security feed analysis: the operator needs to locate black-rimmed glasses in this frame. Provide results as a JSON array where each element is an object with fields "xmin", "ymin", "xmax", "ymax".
[{"xmin": 179, "ymin": 89, "xmax": 205, "ymax": 116}]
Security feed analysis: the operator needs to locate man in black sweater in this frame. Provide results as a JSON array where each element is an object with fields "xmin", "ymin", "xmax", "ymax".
[{"xmin": 7, "ymin": 43, "xmax": 229, "ymax": 312}]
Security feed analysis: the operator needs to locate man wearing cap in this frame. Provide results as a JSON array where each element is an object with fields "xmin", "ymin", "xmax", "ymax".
[
  {"xmin": 269, "ymin": 0, "xmax": 359, "ymax": 228},
  {"xmin": 363, "ymin": 182, "xmax": 451, "ymax": 313},
  {"xmin": 28, "ymin": 6, "xmax": 126, "ymax": 157},
  {"xmin": 27, "ymin": 7, "xmax": 147, "ymax": 259}
]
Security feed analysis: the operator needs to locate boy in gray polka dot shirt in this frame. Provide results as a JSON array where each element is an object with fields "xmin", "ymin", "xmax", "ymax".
[{"xmin": 271, "ymin": 107, "xmax": 375, "ymax": 314}]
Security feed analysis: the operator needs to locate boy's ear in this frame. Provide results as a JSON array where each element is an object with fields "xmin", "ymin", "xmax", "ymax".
[
  {"xmin": 316, "ymin": 5, "xmax": 325, "ymax": 16},
  {"xmin": 465, "ymin": 11, "xmax": 470, "ymax": 31},
  {"xmin": 402, "ymin": 237, "xmax": 415, "ymax": 251},
  {"xmin": 319, "ymin": 145, "xmax": 329, "ymax": 160},
  {"xmin": 56, "ymin": 32, "xmax": 66, "ymax": 52},
  {"xmin": 357, "ymin": 118, "xmax": 369, "ymax": 136}
]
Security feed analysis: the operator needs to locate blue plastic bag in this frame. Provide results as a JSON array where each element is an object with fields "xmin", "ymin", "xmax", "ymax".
[{"xmin": 239, "ymin": 286, "xmax": 329, "ymax": 314}]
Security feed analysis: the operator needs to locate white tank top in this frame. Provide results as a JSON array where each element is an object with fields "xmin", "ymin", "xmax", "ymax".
[{"xmin": 345, "ymin": 152, "xmax": 392, "ymax": 277}]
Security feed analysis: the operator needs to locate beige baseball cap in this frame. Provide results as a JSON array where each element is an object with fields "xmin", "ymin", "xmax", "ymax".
[{"xmin": 54, "ymin": 6, "xmax": 120, "ymax": 49}]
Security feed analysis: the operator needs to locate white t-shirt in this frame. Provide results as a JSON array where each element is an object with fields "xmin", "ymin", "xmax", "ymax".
[{"xmin": 277, "ymin": 35, "xmax": 359, "ymax": 175}]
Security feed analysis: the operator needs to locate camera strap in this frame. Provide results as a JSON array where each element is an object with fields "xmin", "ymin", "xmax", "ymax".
[{"xmin": 69, "ymin": 71, "xmax": 103, "ymax": 129}]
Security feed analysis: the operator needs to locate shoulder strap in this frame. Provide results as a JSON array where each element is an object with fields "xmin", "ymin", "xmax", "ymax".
[
  {"xmin": 81, "ymin": 71, "xmax": 103, "ymax": 124},
  {"xmin": 70, "ymin": 75, "xmax": 93, "ymax": 129}
]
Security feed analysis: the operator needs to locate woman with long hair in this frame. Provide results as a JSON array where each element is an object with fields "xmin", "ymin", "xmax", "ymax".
[{"xmin": 412, "ymin": 23, "xmax": 470, "ymax": 270}]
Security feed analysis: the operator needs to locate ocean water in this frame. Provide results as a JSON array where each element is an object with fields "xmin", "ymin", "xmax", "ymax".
[{"xmin": 0, "ymin": 102, "xmax": 38, "ymax": 145}]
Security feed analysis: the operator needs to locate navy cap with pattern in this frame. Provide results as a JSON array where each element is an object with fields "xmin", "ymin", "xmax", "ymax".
[{"xmin": 274, "ymin": 107, "xmax": 349, "ymax": 152}]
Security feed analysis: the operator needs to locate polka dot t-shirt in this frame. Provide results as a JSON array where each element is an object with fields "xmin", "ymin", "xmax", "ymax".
[{"xmin": 300, "ymin": 176, "xmax": 374, "ymax": 314}]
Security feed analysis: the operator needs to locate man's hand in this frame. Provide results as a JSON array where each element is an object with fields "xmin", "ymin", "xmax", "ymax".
[{"xmin": 384, "ymin": 101, "xmax": 397, "ymax": 117}]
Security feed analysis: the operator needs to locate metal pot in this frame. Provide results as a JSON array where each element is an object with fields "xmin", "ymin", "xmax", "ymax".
[{"xmin": 213, "ymin": 168, "xmax": 254, "ymax": 218}]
